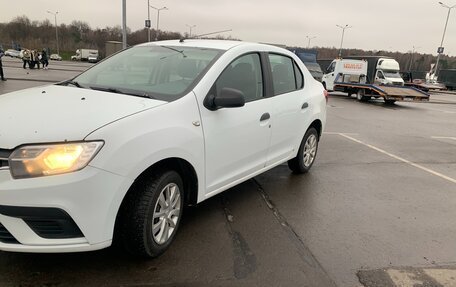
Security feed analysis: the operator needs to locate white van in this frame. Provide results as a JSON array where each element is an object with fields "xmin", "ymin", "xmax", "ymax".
[{"xmin": 322, "ymin": 59, "xmax": 367, "ymax": 91}]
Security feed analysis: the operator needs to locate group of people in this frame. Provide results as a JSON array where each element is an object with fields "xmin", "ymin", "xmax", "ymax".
[
  {"xmin": 0, "ymin": 48, "xmax": 51, "ymax": 82},
  {"xmin": 22, "ymin": 49, "xmax": 49, "ymax": 70}
]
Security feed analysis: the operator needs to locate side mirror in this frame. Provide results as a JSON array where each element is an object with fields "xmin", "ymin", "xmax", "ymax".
[{"xmin": 204, "ymin": 87, "xmax": 245, "ymax": 111}]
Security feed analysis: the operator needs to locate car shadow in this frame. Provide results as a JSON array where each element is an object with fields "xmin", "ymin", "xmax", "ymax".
[{"xmin": 0, "ymin": 179, "xmax": 275, "ymax": 286}]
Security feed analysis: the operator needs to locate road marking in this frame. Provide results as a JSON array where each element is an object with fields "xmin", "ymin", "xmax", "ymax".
[
  {"xmin": 387, "ymin": 269, "xmax": 423, "ymax": 287},
  {"xmin": 423, "ymin": 269, "xmax": 456, "ymax": 286},
  {"xmin": 360, "ymin": 267, "xmax": 456, "ymax": 287},
  {"xmin": 339, "ymin": 133, "xmax": 456, "ymax": 184},
  {"xmin": 431, "ymin": 136, "xmax": 456, "ymax": 141},
  {"xmin": 324, "ymin": 132, "xmax": 359, "ymax": 135}
]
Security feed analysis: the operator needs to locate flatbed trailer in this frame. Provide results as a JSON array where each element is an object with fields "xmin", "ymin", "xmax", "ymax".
[{"xmin": 333, "ymin": 75, "xmax": 430, "ymax": 104}]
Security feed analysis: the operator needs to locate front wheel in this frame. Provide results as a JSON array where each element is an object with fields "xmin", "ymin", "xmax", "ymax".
[
  {"xmin": 288, "ymin": 127, "xmax": 319, "ymax": 173},
  {"xmin": 356, "ymin": 89, "xmax": 369, "ymax": 102},
  {"xmin": 119, "ymin": 170, "xmax": 184, "ymax": 258}
]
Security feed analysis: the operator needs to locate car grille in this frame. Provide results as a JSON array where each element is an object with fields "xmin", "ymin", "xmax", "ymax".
[
  {"xmin": 0, "ymin": 149, "xmax": 11, "ymax": 169},
  {"xmin": 393, "ymin": 82, "xmax": 403, "ymax": 86},
  {"xmin": 0, "ymin": 223, "xmax": 19, "ymax": 244}
]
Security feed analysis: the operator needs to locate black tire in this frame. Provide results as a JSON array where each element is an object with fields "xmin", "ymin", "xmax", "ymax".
[
  {"xmin": 119, "ymin": 170, "xmax": 184, "ymax": 258},
  {"xmin": 384, "ymin": 99, "xmax": 396, "ymax": 105},
  {"xmin": 322, "ymin": 82, "xmax": 327, "ymax": 90},
  {"xmin": 288, "ymin": 127, "xmax": 319, "ymax": 174},
  {"xmin": 356, "ymin": 89, "xmax": 369, "ymax": 102}
]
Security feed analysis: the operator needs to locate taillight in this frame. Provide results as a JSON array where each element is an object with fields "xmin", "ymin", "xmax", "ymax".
[{"xmin": 324, "ymin": 90, "xmax": 329, "ymax": 103}]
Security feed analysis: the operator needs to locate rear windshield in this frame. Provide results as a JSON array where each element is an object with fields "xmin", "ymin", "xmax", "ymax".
[{"xmin": 73, "ymin": 45, "xmax": 223, "ymax": 101}]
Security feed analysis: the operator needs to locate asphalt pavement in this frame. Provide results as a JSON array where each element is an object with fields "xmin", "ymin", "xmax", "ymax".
[{"xmin": 1, "ymin": 59, "xmax": 456, "ymax": 287}]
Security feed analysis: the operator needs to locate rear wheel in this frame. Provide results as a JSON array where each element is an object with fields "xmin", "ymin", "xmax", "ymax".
[
  {"xmin": 384, "ymin": 99, "xmax": 396, "ymax": 105},
  {"xmin": 119, "ymin": 170, "xmax": 184, "ymax": 258},
  {"xmin": 288, "ymin": 127, "xmax": 319, "ymax": 173}
]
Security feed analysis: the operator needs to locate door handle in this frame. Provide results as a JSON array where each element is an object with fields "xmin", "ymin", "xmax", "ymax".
[
  {"xmin": 260, "ymin": 113, "xmax": 270, "ymax": 121},
  {"xmin": 302, "ymin": 102, "xmax": 309, "ymax": 109}
]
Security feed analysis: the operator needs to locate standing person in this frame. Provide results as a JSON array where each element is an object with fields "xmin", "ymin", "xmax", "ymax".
[
  {"xmin": 29, "ymin": 50, "xmax": 36, "ymax": 69},
  {"xmin": 41, "ymin": 49, "xmax": 49, "ymax": 69},
  {"xmin": 22, "ymin": 49, "xmax": 31, "ymax": 69},
  {"xmin": 0, "ymin": 48, "xmax": 6, "ymax": 81},
  {"xmin": 34, "ymin": 50, "xmax": 41, "ymax": 69}
]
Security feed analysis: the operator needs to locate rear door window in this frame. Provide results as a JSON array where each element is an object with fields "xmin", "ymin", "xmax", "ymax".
[{"xmin": 268, "ymin": 54, "xmax": 300, "ymax": 96}]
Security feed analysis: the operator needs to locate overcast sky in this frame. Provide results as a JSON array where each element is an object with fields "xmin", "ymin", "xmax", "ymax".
[{"xmin": 1, "ymin": 0, "xmax": 455, "ymax": 56}]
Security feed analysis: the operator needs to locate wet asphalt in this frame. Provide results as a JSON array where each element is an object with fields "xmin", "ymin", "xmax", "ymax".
[{"xmin": 1, "ymin": 57, "xmax": 456, "ymax": 287}]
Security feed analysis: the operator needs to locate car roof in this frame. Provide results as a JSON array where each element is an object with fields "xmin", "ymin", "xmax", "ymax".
[{"xmin": 137, "ymin": 39, "xmax": 287, "ymax": 53}]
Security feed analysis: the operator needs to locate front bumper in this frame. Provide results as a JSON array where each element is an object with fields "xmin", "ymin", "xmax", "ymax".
[{"xmin": 0, "ymin": 165, "xmax": 132, "ymax": 253}]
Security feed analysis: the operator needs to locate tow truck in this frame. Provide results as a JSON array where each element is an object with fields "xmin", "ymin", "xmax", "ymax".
[{"xmin": 323, "ymin": 57, "xmax": 430, "ymax": 104}]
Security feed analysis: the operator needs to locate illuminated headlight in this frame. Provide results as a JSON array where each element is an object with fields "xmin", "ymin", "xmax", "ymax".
[{"xmin": 9, "ymin": 141, "xmax": 104, "ymax": 179}]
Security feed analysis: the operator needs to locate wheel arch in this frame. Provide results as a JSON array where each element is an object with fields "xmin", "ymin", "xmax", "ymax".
[
  {"xmin": 309, "ymin": 119, "xmax": 323, "ymax": 139},
  {"xmin": 113, "ymin": 157, "xmax": 199, "ymax": 245},
  {"xmin": 128, "ymin": 157, "xmax": 199, "ymax": 207}
]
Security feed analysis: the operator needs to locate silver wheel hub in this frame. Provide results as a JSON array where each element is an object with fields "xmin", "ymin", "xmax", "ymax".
[
  {"xmin": 303, "ymin": 134, "xmax": 317, "ymax": 167},
  {"xmin": 152, "ymin": 183, "xmax": 181, "ymax": 245}
]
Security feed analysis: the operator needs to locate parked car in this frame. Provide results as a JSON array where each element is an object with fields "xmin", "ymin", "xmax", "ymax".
[
  {"xmin": 87, "ymin": 55, "xmax": 99, "ymax": 63},
  {"xmin": 5, "ymin": 49, "xmax": 21, "ymax": 58},
  {"xmin": 49, "ymin": 54, "xmax": 62, "ymax": 61},
  {"xmin": 0, "ymin": 40, "xmax": 327, "ymax": 257}
]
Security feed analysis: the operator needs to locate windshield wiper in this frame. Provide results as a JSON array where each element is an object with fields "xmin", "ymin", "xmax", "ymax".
[
  {"xmin": 90, "ymin": 86, "xmax": 123, "ymax": 94},
  {"xmin": 160, "ymin": 46, "xmax": 187, "ymax": 58},
  {"xmin": 89, "ymin": 86, "xmax": 155, "ymax": 99},
  {"xmin": 60, "ymin": 80, "xmax": 85, "ymax": 88}
]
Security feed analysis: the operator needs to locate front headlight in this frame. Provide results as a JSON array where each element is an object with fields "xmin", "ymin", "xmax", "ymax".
[{"xmin": 9, "ymin": 141, "xmax": 104, "ymax": 179}]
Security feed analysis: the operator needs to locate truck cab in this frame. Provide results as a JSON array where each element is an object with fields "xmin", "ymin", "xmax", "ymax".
[
  {"xmin": 322, "ymin": 59, "xmax": 367, "ymax": 91},
  {"xmin": 374, "ymin": 58, "xmax": 404, "ymax": 86}
]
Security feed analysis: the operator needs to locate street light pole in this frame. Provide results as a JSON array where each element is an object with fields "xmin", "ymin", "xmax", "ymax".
[
  {"xmin": 336, "ymin": 24, "xmax": 352, "ymax": 58},
  {"xmin": 408, "ymin": 46, "xmax": 421, "ymax": 71},
  {"xmin": 122, "ymin": 0, "xmax": 127, "ymax": 49},
  {"xmin": 47, "ymin": 10, "xmax": 59, "ymax": 55},
  {"xmin": 147, "ymin": 0, "xmax": 151, "ymax": 42},
  {"xmin": 434, "ymin": 1, "xmax": 456, "ymax": 76},
  {"xmin": 150, "ymin": 6, "xmax": 168, "ymax": 41},
  {"xmin": 186, "ymin": 24, "xmax": 196, "ymax": 37},
  {"xmin": 306, "ymin": 36, "xmax": 316, "ymax": 48}
]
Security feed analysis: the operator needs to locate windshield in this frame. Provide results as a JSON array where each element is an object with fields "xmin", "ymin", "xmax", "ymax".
[
  {"xmin": 73, "ymin": 45, "xmax": 222, "ymax": 101},
  {"xmin": 382, "ymin": 70, "xmax": 402, "ymax": 79}
]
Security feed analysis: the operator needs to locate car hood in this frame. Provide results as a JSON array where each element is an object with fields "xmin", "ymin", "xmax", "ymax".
[{"xmin": 0, "ymin": 85, "xmax": 167, "ymax": 149}]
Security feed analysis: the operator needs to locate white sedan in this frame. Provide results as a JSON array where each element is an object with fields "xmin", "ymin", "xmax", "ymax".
[
  {"xmin": 5, "ymin": 49, "xmax": 21, "ymax": 58},
  {"xmin": 49, "ymin": 54, "xmax": 62, "ymax": 61},
  {"xmin": 0, "ymin": 40, "xmax": 327, "ymax": 257}
]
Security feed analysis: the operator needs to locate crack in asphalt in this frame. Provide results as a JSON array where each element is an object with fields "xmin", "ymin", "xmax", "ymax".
[
  {"xmin": 252, "ymin": 178, "xmax": 338, "ymax": 287},
  {"xmin": 221, "ymin": 196, "xmax": 257, "ymax": 280}
]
